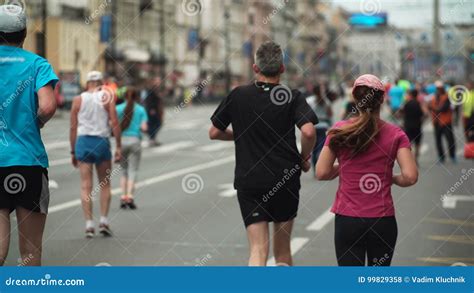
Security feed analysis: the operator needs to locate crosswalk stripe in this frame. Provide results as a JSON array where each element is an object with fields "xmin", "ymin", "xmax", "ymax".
[
  {"xmin": 306, "ymin": 208, "xmax": 334, "ymax": 231},
  {"xmin": 267, "ymin": 237, "xmax": 309, "ymax": 266}
]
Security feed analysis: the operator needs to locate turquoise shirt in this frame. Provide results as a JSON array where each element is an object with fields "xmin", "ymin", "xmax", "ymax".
[
  {"xmin": 116, "ymin": 103, "xmax": 148, "ymax": 138},
  {"xmin": 0, "ymin": 45, "xmax": 59, "ymax": 168}
]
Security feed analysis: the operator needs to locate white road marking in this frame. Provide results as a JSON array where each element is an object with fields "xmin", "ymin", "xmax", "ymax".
[
  {"xmin": 420, "ymin": 144, "xmax": 429, "ymax": 156},
  {"xmin": 49, "ymin": 158, "xmax": 71, "ymax": 167},
  {"xmin": 306, "ymin": 208, "xmax": 334, "ymax": 231},
  {"xmin": 45, "ymin": 141, "xmax": 69, "ymax": 151},
  {"xmin": 49, "ymin": 180, "xmax": 59, "ymax": 189},
  {"xmin": 49, "ymin": 141, "xmax": 197, "ymax": 167},
  {"xmin": 218, "ymin": 183, "xmax": 236, "ymax": 198},
  {"xmin": 165, "ymin": 121, "xmax": 202, "ymax": 131},
  {"xmin": 48, "ymin": 156, "xmax": 235, "ymax": 214},
  {"xmin": 198, "ymin": 142, "xmax": 233, "ymax": 152},
  {"xmin": 152, "ymin": 141, "xmax": 196, "ymax": 154},
  {"xmin": 442, "ymin": 195, "xmax": 474, "ymax": 209},
  {"xmin": 267, "ymin": 237, "xmax": 309, "ymax": 266}
]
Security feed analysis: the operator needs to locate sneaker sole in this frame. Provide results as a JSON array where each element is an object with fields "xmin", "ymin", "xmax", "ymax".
[{"xmin": 100, "ymin": 230, "xmax": 113, "ymax": 237}]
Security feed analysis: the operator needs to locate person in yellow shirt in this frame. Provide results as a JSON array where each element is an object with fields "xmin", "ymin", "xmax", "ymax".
[{"xmin": 463, "ymin": 81, "xmax": 474, "ymax": 142}]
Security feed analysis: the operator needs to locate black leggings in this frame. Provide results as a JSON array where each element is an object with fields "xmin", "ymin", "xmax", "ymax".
[{"xmin": 335, "ymin": 215, "xmax": 398, "ymax": 266}]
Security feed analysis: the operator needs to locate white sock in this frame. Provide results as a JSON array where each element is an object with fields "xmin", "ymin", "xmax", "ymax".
[
  {"xmin": 100, "ymin": 216, "xmax": 108, "ymax": 225},
  {"xmin": 86, "ymin": 220, "xmax": 94, "ymax": 230}
]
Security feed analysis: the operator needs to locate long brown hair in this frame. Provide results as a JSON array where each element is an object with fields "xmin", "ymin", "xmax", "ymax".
[
  {"xmin": 120, "ymin": 86, "xmax": 139, "ymax": 131},
  {"xmin": 328, "ymin": 86, "xmax": 384, "ymax": 154}
]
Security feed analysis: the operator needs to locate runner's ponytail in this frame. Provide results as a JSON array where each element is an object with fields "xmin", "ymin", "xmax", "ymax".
[
  {"xmin": 329, "ymin": 86, "xmax": 384, "ymax": 154},
  {"xmin": 120, "ymin": 87, "xmax": 138, "ymax": 131}
]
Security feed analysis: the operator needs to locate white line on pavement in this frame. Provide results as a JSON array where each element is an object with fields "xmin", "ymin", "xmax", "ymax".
[
  {"xmin": 49, "ymin": 141, "xmax": 198, "ymax": 167},
  {"xmin": 217, "ymin": 183, "xmax": 236, "ymax": 197},
  {"xmin": 198, "ymin": 142, "xmax": 233, "ymax": 152},
  {"xmin": 442, "ymin": 195, "xmax": 474, "ymax": 209},
  {"xmin": 45, "ymin": 141, "xmax": 69, "ymax": 151},
  {"xmin": 151, "ymin": 141, "xmax": 196, "ymax": 154},
  {"xmin": 420, "ymin": 144, "xmax": 429, "ymax": 156},
  {"xmin": 306, "ymin": 208, "xmax": 334, "ymax": 231},
  {"xmin": 48, "ymin": 156, "xmax": 235, "ymax": 214},
  {"xmin": 49, "ymin": 158, "xmax": 71, "ymax": 167},
  {"xmin": 267, "ymin": 237, "xmax": 309, "ymax": 266}
]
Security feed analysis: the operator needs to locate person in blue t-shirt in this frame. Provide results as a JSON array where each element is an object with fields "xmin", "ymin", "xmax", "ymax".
[
  {"xmin": 0, "ymin": 5, "xmax": 58, "ymax": 266},
  {"xmin": 116, "ymin": 86, "xmax": 148, "ymax": 210},
  {"xmin": 388, "ymin": 79, "xmax": 406, "ymax": 118}
]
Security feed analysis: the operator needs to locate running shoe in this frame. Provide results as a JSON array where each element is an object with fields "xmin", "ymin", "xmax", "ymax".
[
  {"xmin": 85, "ymin": 228, "xmax": 95, "ymax": 239},
  {"xmin": 127, "ymin": 199, "xmax": 137, "ymax": 210},
  {"xmin": 99, "ymin": 224, "xmax": 113, "ymax": 237},
  {"xmin": 120, "ymin": 199, "xmax": 127, "ymax": 209}
]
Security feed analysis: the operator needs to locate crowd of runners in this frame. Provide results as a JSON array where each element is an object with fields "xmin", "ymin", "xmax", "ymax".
[{"xmin": 0, "ymin": 4, "xmax": 473, "ymax": 267}]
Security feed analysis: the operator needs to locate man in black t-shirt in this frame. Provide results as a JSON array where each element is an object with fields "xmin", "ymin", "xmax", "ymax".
[
  {"xmin": 401, "ymin": 89, "xmax": 426, "ymax": 162},
  {"xmin": 209, "ymin": 41, "xmax": 318, "ymax": 266}
]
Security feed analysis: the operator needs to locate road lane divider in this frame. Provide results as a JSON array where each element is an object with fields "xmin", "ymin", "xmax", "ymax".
[
  {"xmin": 48, "ymin": 156, "xmax": 235, "ymax": 214},
  {"xmin": 151, "ymin": 141, "xmax": 196, "ymax": 154},
  {"xmin": 306, "ymin": 208, "xmax": 334, "ymax": 231},
  {"xmin": 218, "ymin": 184, "xmax": 237, "ymax": 198},
  {"xmin": 442, "ymin": 195, "xmax": 474, "ymax": 209},
  {"xmin": 198, "ymin": 142, "xmax": 233, "ymax": 152}
]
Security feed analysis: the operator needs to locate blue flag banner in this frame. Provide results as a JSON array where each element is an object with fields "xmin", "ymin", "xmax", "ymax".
[{"xmin": 0, "ymin": 267, "xmax": 471, "ymax": 292}]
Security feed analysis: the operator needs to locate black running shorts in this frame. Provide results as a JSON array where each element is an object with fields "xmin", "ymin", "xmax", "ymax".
[
  {"xmin": 237, "ymin": 188, "xmax": 300, "ymax": 228},
  {"xmin": 0, "ymin": 166, "xmax": 50, "ymax": 214}
]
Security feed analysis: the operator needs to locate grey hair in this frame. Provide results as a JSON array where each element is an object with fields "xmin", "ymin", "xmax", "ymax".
[{"xmin": 255, "ymin": 41, "xmax": 284, "ymax": 77}]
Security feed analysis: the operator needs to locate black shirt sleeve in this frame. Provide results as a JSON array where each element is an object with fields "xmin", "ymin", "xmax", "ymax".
[
  {"xmin": 292, "ymin": 90, "xmax": 319, "ymax": 128},
  {"xmin": 211, "ymin": 92, "xmax": 233, "ymax": 131}
]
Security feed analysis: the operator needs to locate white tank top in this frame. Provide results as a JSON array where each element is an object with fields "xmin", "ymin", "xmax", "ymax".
[{"xmin": 77, "ymin": 91, "xmax": 111, "ymax": 137}]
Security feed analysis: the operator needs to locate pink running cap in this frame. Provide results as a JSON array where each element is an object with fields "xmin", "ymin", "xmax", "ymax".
[{"xmin": 353, "ymin": 74, "xmax": 385, "ymax": 93}]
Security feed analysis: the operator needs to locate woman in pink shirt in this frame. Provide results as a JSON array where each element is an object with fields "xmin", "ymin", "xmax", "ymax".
[{"xmin": 316, "ymin": 74, "xmax": 418, "ymax": 266}]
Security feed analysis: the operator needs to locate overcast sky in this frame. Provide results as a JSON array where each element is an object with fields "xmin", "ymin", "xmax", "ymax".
[{"xmin": 330, "ymin": 0, "xmax": 474, "ymax": 28}]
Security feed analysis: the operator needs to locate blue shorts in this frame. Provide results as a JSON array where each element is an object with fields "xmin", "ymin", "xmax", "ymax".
[{"xmin": 75, "ymin": 136, "xmax": 112, "ymax": 164}]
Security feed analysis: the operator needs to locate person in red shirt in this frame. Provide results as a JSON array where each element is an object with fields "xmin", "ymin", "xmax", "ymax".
[
  {"xmin": 428, "ymin": 81, "xmax": 456, "ymax": 164},
  {"xmin": 316, "ymin": 74, "xmax": 418, "ymax": 266}
]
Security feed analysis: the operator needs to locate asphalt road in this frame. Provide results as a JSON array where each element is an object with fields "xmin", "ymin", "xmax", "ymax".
[{"xmin": 4, "ymin": 102, "xmax": 473, "ymax": 266}]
